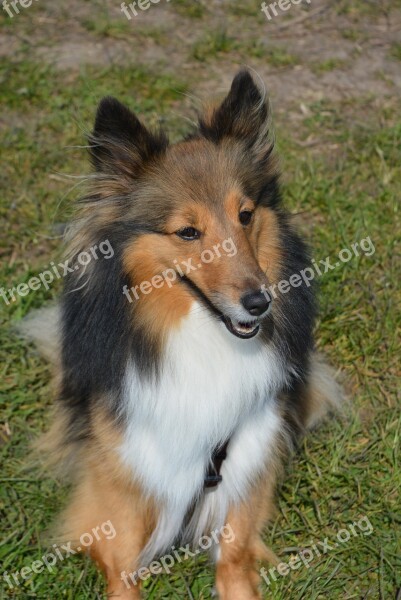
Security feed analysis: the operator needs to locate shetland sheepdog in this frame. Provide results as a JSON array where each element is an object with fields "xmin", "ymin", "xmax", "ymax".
[{"xmin": 22, "ymin": 70, "xmax": 342, "ymax": 599}]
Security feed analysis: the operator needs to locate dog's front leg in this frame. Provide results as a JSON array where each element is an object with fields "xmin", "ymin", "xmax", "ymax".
[{"xmin": 215, "ymin": 471, "xmax": 279, "ymax": 600}]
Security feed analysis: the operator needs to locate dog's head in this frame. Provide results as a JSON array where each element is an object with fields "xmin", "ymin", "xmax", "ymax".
[{"xmin": 85, "ymin": 70, "xmax": 286, "ymax": 340}]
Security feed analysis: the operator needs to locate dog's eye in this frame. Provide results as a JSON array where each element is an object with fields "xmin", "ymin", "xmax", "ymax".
[
  {"xmin": 239, "ymin": 210, "xmax": 253, "ymax": 226},
  {"xmin": 176, "ymin": 227, "xmax": 201, "ymax": 241}
]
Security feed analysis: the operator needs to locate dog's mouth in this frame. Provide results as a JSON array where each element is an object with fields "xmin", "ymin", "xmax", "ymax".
[
  {"xmin": 180, "ymin": 276, "xmax": 264, "ymax": 340},
  {"xmin": 221, "ymin": 316, "xmax": 260, "ymax": 339}
]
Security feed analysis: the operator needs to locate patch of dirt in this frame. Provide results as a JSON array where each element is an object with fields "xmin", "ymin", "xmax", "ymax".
[{"xmin": 1, "ymin": 0, "xmax": 400, "ymax": 119}]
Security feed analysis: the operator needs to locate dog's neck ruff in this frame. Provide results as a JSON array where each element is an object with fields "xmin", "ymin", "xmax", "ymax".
[{"xmin": 119, "ymin": 302, "xmax": 286, "ymax": 563}]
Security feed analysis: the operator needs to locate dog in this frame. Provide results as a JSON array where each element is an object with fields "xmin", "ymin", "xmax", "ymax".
[{"xmin": 21, "ymin": 70, "xmax": 342, "ymax": 599}]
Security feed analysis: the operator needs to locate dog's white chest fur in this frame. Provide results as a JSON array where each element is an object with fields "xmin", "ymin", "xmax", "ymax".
[{"xmin": 119, "ymin": 302, "xmax": 285, "ymax": 562}]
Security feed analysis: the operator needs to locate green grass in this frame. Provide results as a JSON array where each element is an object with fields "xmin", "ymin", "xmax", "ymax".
[
  {"xmin": 389, "ymin": 42, "xmax": 401, "ymax": 62},
  {"xmin": 1, "ymin": 11, "xmax": 400, "ymax": 600},
  {"xmin": 228, "ymin": 4, "xmax": 258, "ymax": 17},
  {"xmin": 137, "ymin": 25, "xmax": 171, "ymax": 46},
  {"xmin": 80, "ymin": 17, "xmax": 132, "ymax": 39},
  {"xmin": 172, "ymin": 0, "xmax": 206, "ymax": 19},
  {"xmin": 340, "ymin": 28, "xmax": 363, "ymax": 42},
  {"xmin": 265, "ymin": 48, "xmax": 299, "ymax": 68},
  {"xmin": 191, "ymin": 29, "xmax": 236, "ymax": 61},
  {"xmin": 310, "ymin": 58, "xmax": 348, "ymax": 74},
  {"xmin": 334, "ymin": 0, "xmax": 401, "ymax": 17},
  {"xmin": 191, "ymin": 34, "xmax": 299, "ymax": 66}
]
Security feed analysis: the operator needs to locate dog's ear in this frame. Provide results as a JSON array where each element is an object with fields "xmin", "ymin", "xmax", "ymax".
[
  {"xmin": 89, "ymin": 97, "xmax": 168, "ymax": 178},
  {"xmin": 198, "ymin": 70, "xmax": 272, "ymax": 163}
]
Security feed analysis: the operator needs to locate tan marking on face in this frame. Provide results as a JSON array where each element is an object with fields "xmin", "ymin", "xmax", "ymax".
[
  {"xmin": 198, "ymin": 189, "xmax": 267, "ymax": 306},
  {"xmin": 224, "ymin": 190, "xmax": 282, "ymax": 285},
  {"xmin": 224, "ymin": 190, "xmax": 255, "ymax": 220},
  {"xmin": 165, "ymin": 201, "xmax": 212, "ymax": 234},
  {"xmin": 250, "ymin": 207, "xmax": 282, "ymax": 283},
  {"xmin": 123, "ymin": 235, "xmax": 194, "ymax": 340}
]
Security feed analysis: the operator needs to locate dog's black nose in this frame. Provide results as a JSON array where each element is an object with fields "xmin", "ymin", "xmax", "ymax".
[{"xmin": 241, "ymin": 290, "xmax": 271, "ymax": 317}]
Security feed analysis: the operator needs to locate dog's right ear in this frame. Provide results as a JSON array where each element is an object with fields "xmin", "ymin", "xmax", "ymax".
[{"xmin": 89, "ymin": 97, "xmax": 168, "ymax": 178}]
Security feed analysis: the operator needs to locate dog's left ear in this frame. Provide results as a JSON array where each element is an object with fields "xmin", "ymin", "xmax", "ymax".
[{"xmin": 199, "ymin": 70, "xmax": 272, "ymax": 163}]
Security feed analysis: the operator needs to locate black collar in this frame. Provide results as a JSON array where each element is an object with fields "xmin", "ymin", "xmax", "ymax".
[{"xmin": 204, "ymin": 440, "xmax": 229, "ymax": 488}]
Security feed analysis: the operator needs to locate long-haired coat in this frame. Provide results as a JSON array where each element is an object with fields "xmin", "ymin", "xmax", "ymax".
[{"xmin": 22, "ymin": 70, "xmax": 341, "ymax": 599}]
